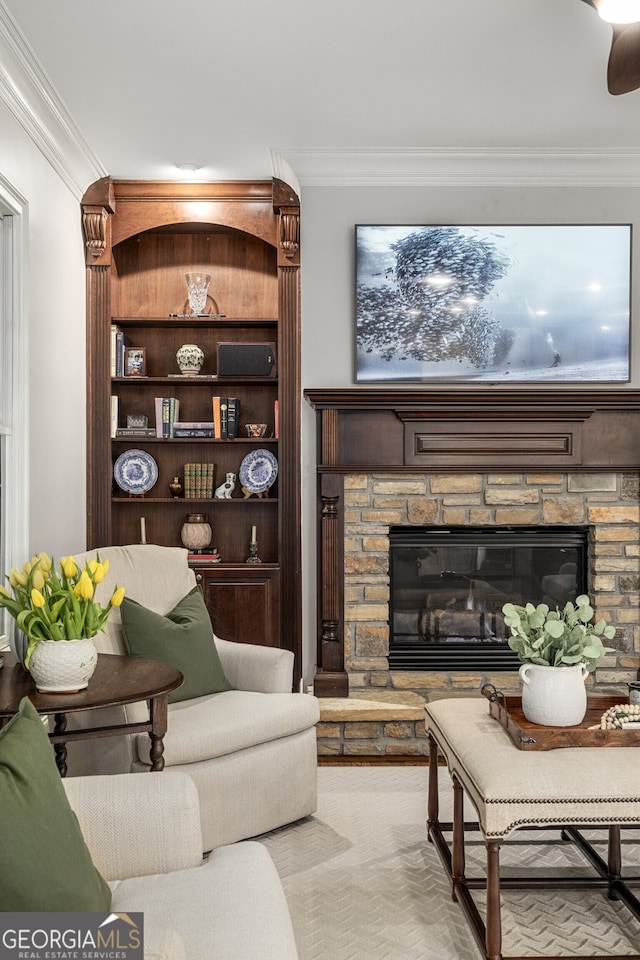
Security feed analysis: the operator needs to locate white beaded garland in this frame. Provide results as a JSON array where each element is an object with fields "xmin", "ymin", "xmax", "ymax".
[{"xmin": 599, "ymin": 703, "xmax": 640, "ymax": 729}]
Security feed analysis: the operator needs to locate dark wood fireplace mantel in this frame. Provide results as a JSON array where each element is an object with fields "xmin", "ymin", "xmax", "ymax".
[{"xmin": 304, "ymin": 387, "xmax": 640, "ymax": 696}]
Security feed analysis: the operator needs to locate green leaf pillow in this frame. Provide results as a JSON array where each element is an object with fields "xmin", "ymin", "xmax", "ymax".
[
  {"xmin": 0, "ymin": 696, "xmax": 112, "ymax": 911},
  {"xmin": 120, "ymin": 585, "xmax": 233, "ymax": 702}
]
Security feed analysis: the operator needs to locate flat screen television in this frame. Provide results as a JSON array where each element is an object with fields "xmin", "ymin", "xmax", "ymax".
[{"xmin": 355, "ymin": 224, "xmax": 631, "ymax": 382}]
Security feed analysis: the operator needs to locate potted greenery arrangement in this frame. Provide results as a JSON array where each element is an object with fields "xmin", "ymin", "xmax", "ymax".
[
  {"xmin": 0, "ymin": 552, "xmax": 124, "ymax": 692},
  {"xmin": 502, "ymin": 595, "xmax": 616, "ymax": 727}
]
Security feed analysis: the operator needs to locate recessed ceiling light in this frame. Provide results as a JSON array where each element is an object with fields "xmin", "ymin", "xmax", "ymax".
[{"xmin": 177, "ymin": 163, "xmax": 201, "ymax": 173}]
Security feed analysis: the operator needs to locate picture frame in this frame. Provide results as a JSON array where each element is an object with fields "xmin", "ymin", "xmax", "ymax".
[
  {"xmin": 124, "ymin": 347, "xmax": 146, "ymax": 377},
  {"xmin": 355, "ymin": 224, "xmax": 631, "ymax": 383}
]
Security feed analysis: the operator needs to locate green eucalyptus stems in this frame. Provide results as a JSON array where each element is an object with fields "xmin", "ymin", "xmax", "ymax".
[
  {"xmin": 502, "ymin": 594, "xmax": 616, "ymax": 673},
  {"xmin": 0, "ymin": 552, "xmax": 125, "ymax": 667}
]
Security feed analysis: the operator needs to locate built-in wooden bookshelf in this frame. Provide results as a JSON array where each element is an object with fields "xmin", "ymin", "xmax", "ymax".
[{"xmin": 82, "ymin": 178, "xmax": 301, "ymax": 680}]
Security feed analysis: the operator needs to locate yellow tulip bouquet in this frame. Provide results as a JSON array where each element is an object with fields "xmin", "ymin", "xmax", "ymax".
[{"xmin": 0, "ymin": 552, "xmax": 125, "ymax": 667}]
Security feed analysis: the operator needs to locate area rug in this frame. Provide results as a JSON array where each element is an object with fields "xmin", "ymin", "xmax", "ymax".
[{"xmin": 258, "ymin": 766, "xmax": 640, "ymax": 960}]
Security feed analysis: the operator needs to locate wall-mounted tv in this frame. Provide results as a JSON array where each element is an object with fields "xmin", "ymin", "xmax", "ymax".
[{"xmin": 355, "ymin": 224, "xmax": 631, "ymax": 382}]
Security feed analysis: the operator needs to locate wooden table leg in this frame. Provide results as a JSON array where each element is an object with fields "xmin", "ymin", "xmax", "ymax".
[
  {"xmin": 427, "ymin": 732, "xmax": 439, "ymax": 835},
  {"xmin": 486, "ymin": 839, "xmax": 503, "ymax": 960},
  {"xmin": 452, "ymin": 774, "xmax": 466, "ymax": 902},
  {"xmin": 148, "ymin": 693, "xmax": 168, "ymax": 772},
  {"xmin": 53, "ymin": 712, "xmax": 68, "ymax": 778},
  {"xmin": 608, "ymin": 824, "xmax": 622, "ymax": 900}
]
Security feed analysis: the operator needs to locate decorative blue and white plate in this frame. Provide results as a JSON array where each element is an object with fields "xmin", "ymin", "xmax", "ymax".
[
  {"xmin": 239, "ymin": 449, "xmax": 278, "ymax": 494},
  {"xmin": 114, "ymin": 449, "xmax": 158, "ymax": 495}
]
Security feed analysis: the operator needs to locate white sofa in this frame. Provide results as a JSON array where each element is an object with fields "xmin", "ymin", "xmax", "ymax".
[
  {"xmin": 64, "ymin": 771, "xmax": 299, "ymax": 960},
  {"xmin": 63, "ymin": 544, "xmax": 320, "ymax": 852}
]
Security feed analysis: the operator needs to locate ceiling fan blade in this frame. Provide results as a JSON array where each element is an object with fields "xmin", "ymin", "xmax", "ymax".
[{"xmin": 607, "ymin": 21, "xmax": 640, "ymax": 93}]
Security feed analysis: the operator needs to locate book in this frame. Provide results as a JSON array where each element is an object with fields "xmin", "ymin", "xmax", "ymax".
[
  {"xmin": 162, "ymin": 398, "xmax": 171, "ymax": 438},
  {"xmin": 110, "ymin": 395, "xmax": 119, "ymax": 438},
  {"xmin": 173, "ymin": 421, "xmax": 214, "ymax": 430},
  {"xmin": 160, "ymin": 397, "xmax": 180, "ymax": 438},
  {"xmin": 115, "ymin": 427, "xmax": 157, "ymax": 438},
  {"xmin": 110, "ymin": 325, "xmax": 119, "ymax": 378},
  {"xmin": 274, "ymin": 399, "xmax": 279, "ymax": 439},
  {"xmin": 227, "ymin": 398, "xmax": 240, "ymax": 439},
  {"xmin": 115, "ymin": 329, "xmax": 130, "ymax": 377},
  {"xmin": 173, "ymin": 428, "xmax": 214, "ymax": 438},
  {"xmin": 206, "ymin": 462, "xmax": 215, "ymax": 497},
  {"xmin": 220, "ymin": 398, "xmax": 228, "ymax": 439},
  {"xmin": 154, "ymin": 397, "xmax": 164, "ymax": 438},
  {"xmin": 212, "ymin": 396, "xmax": 221, "ymax": 438},
  {"xmin": 169, "ymin": 397, "xmax": 180, "ymax": 437},
  {"xmin": 184, "ymin": 463, "xmax": 193, "ymax": 498}
]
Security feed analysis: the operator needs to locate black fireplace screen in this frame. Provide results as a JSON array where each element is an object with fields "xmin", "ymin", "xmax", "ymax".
[{"xmin": 388, "ymin": 526, "xmax": 588, "ymax": 671}]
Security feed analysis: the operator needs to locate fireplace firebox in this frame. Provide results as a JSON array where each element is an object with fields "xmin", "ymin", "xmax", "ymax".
[{"xmin": 389, "ymin": 526, "xmax": 588, "ymax": 671}]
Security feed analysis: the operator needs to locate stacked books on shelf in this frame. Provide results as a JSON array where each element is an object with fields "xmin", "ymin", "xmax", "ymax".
[
  {"xmin": 154, "ymin": 397, "xmax": 181, "ymax": 438},
  {"xmin": 184, "ymin": 463, "xmax": 215, "ymax": 499},
  {"xmin": 212, "ymin": 397, "xmax": 240, "ymax": 439},
  {"xmin": 187, "ymin": 549, "xmax": 220, "ymax": 564},
  {"xmin": 173, "ymin": 421, "xmax": 214, "ymax": 438}
]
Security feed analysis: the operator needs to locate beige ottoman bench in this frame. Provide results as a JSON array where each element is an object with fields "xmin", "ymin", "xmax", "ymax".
[{"xmin": 425, "ymin": 696, "xmax": 640, "ymax": 960}]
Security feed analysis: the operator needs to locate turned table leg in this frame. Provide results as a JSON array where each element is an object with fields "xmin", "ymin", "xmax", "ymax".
[
  {"xmin": 148, "ymin": 693, "xmax": 168, "ymax": 772},
  {"xmin": 53, "ymin": 712, "xmax": 68, "ymax": 777}
]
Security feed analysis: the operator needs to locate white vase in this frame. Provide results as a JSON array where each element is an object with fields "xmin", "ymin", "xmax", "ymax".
[
  {"xmin": 28, "ymin": 637, "xmax": 98, "ymax": 693},
  {"xmin": 519, "ymin": 662, "xmax": 589, "ymax": 727}
]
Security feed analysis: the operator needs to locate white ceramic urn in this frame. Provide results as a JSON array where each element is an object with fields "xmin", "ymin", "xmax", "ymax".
[{"xmin": 519, "ymin": 662, "xmax": 589, "ymax": 727}]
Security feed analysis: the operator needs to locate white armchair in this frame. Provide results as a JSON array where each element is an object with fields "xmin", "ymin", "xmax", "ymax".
[
  {"xmin": 64, "ymin": 771, "xmax": 299, "ymax": 960},
  {"xmin": 62, "ymin": 544, "xmax": 319, "ymax": 851}
]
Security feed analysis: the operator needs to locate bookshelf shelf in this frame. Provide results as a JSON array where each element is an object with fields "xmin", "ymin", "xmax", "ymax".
[{"xmin": 83, "ymin": 177, "xmax": 301, "ymax": 676}]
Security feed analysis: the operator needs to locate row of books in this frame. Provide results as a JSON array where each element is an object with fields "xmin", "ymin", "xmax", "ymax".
[
  {"xmin": 184, "ymin": 463, "xmax": 215, "ymax": 499},
  {"xmin": 110, "ymin": 396, "xmax": 280, "ymax": 440},
  {"xmin": 154, "ymin": 397, "xmax": 241, "ymax": 439}
]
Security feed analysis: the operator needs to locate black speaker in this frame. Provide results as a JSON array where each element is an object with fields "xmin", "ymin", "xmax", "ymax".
[{"xmin": 216, "ymin": 342, "xmax": 277, "ymax": 377}]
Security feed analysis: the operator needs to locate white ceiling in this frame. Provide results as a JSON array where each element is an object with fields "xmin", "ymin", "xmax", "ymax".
[{"xmin": 3, "ymin": 0, "xmax": 640, "ymax": 187}]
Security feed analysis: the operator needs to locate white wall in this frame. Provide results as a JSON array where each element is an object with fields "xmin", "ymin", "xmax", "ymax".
[
  {"xmin": 0, "ymin": 99, "xmax": 87, "ymax": 560},
  {"xmin": 299, "ymin": 183, "xmax": 640, "ymax": 681}
]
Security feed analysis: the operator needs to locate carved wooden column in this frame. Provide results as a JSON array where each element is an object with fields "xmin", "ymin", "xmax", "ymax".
[
  {"xmin": 274, "ymin": 180, "xmax": 302, "ymax": 679},
  {"xmin": 81, "ymin": 177, "xmax": 115, "ymax": 549},
  {"xmin": 314, "ymin": 407, "xmax": 348, "ymax": 697}
]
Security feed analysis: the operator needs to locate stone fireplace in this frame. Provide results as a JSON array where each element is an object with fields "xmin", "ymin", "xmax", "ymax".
[
  {"xmin": 343, "ymin": 469, "xmax": 639, "ymax": 701},
  {"xmin": 305, "ymin": 388, "xmax": 640, "ymax": 702}
]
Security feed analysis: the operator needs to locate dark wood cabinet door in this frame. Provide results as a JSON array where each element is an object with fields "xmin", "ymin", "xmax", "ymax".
[{"xmin": 196, "ymin": 564, "xmax": 280, "ymax": 648}]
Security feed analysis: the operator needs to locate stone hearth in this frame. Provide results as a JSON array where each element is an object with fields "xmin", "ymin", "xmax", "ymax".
[{"xmin": 315, "ymin": 469, "xmax": 640, "ymax": 758}]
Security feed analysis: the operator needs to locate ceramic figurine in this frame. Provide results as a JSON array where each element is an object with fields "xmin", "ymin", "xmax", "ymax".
[{"xmin": 214, "ymin": 472, "xmax": 236, "ymax": 499}]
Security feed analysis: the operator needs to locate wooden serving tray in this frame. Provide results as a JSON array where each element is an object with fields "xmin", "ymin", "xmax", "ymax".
[{"xmin": 486, "ymin": 693, "xmax": 640, "ymax": 750}]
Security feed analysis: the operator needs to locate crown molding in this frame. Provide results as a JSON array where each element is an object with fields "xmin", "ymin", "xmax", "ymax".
[
  {"xmin": 276, "ymin": 147, "xmax": 640, "ymax": 187},
  {"xmin": 0, "ymin": 2, "xmax": 106, "ymax": 199}
]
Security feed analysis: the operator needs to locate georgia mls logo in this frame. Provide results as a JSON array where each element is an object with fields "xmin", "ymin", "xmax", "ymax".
[{"xmin": 0, "ymin": 912, "xmax": 144, "ymax": 959}]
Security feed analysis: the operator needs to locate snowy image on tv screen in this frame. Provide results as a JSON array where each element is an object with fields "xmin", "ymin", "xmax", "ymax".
[{"xmin": 355, "ymin": 224, "xmax": 631, "ymax": 382}]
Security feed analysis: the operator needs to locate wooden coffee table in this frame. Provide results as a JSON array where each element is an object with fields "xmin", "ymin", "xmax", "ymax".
[
  {"xmin": 425, "ymin": 696, "xmax": 640, "ymax": 960},
  {"xmin": 0, "ymin": 652, "xmax": 183, "ymax": 775}
]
